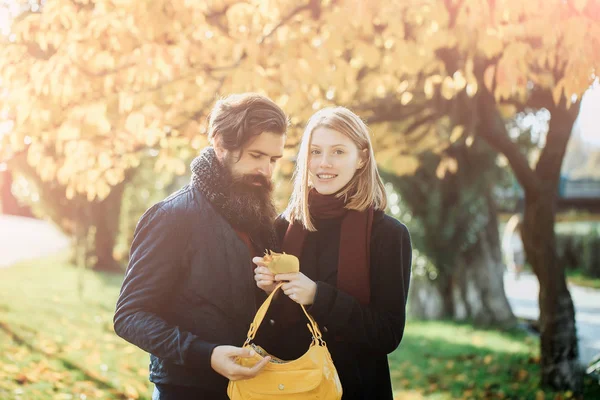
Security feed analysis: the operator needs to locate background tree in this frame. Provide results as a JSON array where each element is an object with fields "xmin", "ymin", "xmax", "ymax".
[{"xmin": 381, "ymin": 137, "xmax": 516, "ymax": 328}]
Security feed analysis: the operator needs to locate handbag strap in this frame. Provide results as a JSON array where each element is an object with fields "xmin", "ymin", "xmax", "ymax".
[{"xmin": 245, "ymin": 283, "xmax": 324, "ymax": 345}]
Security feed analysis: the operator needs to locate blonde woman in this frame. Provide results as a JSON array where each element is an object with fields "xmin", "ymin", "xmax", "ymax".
[{"xmin": 253, "ymin": 107, "xmax": 412, "ymax": 400}]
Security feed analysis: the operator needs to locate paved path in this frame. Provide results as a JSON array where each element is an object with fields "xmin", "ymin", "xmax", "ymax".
[
  {"xmin": 0, "ymin": 215, "xmax": 70, "ymax": 268},
  {"xmin": 504, "ymin": 271, "xmax": 600, "ymax": 367}
]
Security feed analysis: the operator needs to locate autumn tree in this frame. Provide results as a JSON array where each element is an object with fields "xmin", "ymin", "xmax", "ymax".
[
  {"xmin": 229, "ymin": 0, "xmax": 598, "ymax": 390},
  {"xmin": 2, "ymin": 0, "xmax": 599, "ymax": 391}
]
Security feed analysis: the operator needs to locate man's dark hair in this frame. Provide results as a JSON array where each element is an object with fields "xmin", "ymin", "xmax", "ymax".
[{"xmin": 207, "ymin": 93, "xmax": 288, "ymax": 151}]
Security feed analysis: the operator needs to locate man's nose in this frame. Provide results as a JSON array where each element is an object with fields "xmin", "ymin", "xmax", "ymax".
[{"xmin": 257, "ymin": 161, "xmax": 273, "ymax": 178}]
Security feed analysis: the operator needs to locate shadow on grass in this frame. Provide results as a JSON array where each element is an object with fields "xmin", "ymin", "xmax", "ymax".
[
  {"xmin": 390, "ymin": 325, "xmax": 600, "ymax": 399},
  {"xmin": 0, "ymin": 320, "xmax": 130, "ymax": 399}
]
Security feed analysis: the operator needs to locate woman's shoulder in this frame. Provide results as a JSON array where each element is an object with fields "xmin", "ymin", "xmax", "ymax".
[
  {"xmin": 373, "ymin": 210, "xmax": 409, "ymax": 237},
  {"xmin": 371, "ymin": 211, "xmax": 412, "ymax": 270},
  {"xmin": 371, "ymin": 210, "xmax": 411, "ymax": 253}
]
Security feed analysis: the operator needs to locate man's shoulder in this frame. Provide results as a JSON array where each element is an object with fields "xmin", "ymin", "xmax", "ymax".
[
  {"xmin": 138, "ymin": 185, "xmax": 202, "ymax": 226},
  {"xmin": 151, "ymin": 184, "xmax": 221, "ymax": 227},
  {"xmin": 153, "ymin": 185, "xmax": 196, "ymax": 215}
]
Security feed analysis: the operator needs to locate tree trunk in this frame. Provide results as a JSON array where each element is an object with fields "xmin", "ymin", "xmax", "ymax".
[
  {"xmin": 408, "ymin": 196, "xmax": 515, "ymax": 328},
  {"xmin": 91, "ymin": 180, "xmax": 126, "ymax": 273},
  {"xmin": 407, "ymin": 276, "xmax": 445, "ymax": 320},
  {"xmin": 523, "ymin": 189, "xmax": 581, "ymax": 390},
  {"xmin": 8, "ymin": 153, "xmax": 129, "ymax": 274},
  {"xmin": 476, "ymin": 85, "xmax": 581, "ymax": 391},
  {"xmin": 452, "ymin": 194, "xmax": 515, "ymax": 326}
]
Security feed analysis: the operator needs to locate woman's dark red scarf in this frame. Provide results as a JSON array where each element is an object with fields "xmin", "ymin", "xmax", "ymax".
[{"xmin": 282, "ymin": 189, "xmax": 373, "ymax": 305}]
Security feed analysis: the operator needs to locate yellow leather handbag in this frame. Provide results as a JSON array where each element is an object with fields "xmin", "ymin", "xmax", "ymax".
[{"xmin": 227, "ymin": 283, "xmax": 343, "ymax": 399}]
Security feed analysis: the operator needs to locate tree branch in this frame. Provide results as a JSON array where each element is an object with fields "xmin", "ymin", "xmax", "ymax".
[
  {"xmin": 477, "ymin": 86, "xmax": 541, "ymax": 193},
  {"xmin": 258, "ymin": 2, "xmax": 314, "ymax": 45},
  {"xmin": 404, "ymin": 111, "xmax": 440, "ymax": 143},
  {"xmin": 534, "ymin": 91, "xmax": 579, "ymax": 184},
  {"xmin": 70, "ymin": 55, "xmax": 137, "ymax": 78}
]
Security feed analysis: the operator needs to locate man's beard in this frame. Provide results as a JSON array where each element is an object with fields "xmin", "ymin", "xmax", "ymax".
[{"xmin": 224, "ymin": 168, "xmax": 277, "ymax": 239}]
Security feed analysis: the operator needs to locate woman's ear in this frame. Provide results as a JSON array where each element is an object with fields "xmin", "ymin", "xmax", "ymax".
[{"xmin": 357, "ymin": 148, "xmax": 368, "ymax": 169}]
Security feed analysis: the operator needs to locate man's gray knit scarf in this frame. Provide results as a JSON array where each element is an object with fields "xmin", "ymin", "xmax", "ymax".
[{"xmin": 189, "ymin": 147, "xmax": 277, "ymax": 252}]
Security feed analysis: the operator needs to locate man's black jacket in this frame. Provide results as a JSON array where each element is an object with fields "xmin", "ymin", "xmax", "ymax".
[{"xmin": 114, "ymin": 184, "xmax": 261, "ymax": 392}]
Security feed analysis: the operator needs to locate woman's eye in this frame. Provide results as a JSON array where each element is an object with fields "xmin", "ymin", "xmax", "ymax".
[
  {"xmin": 334, "ymin": 149, "xmax": 344, "ymax": 155},
  {"xmin": 251, "ymin": 154, "xmax": 261, "ymax": 159},
  {"xmin": 310, "ymin": 150, "xmax": 321, "ymax": 155}
]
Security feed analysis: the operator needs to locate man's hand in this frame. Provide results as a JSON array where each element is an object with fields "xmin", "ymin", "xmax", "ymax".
[
  {"xmin": 210, "ymin": 345, "xmax": 271, "ymax": 381},
  {"xmin": 275, "ymin": 272, "xmax": 317, "ymax": 305},
  {"xmin": 253, "ymin": 257, "xmax": 278, "ymax": 294}
]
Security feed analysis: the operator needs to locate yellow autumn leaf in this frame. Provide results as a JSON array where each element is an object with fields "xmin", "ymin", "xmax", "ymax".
[
  {"xmin": 517, "ymin": 369, "xmax": 529, "ymax": 380},
  {"xmin": 466, "ymin": 81, "xmax": 478, "ymax": 97},
  {"xmin": 3, "ymin": 365, "xmax": 19, "ymax": 374},
  {"xmin": 125, "ymin": 112, "xmax": 145, "ymax": 134},
  {"xmin": 450, "ymin": 125, "xmax": 465, "ymax": 142},
  {"xmin": 124, "ymin": 384, "xmax": 140, "ymax": 399},
  {"xmin": 484, "ymin": 65, "xmax": 496, "ymax": 92},
  {"xmin": 98, "ymin": 153, "xmax": 112, "ymax": 170},
  {"xmin": 390, "ymin": 155, "xmax": 420, "ymax": 176},
  {"xmin": 96, "ymin": 181, "xmax": 111, "ymax": 200},
  {"xmin": 441, "ymin": 76, "xmax": 455, "ymax": 100},
  {"xmin": 479, "ymin": 33, "xmax": 504, "ymax": 58},
  {"xmin": 66, "ymin": 185, "xmax": 75, "ymax": 200},
  {"xmin": 424, "ymin": 78, "xmax": 436, "ymax": 99},
  {"xmin": 436, "ymin": 158, "xmax": 447, "ymax": 179},
  {"xmin": 453, "ymin": 70, "xmax": 467, "ymax": 91},
  {"xmin": 553, "ymin": 81, "xmax": 565, "ymax": 105},
  {"xmin": 354, "ymin": 41, "xmax": 381, "ymax": 69},
  {"xmin": 87, "ymin": 184, "xmax": 97, "ymax": 202},
  {"xmin": 400, "ymin": 92, "xmax": 414, "ymax": 105},
  {"xmin": 535, "ymin": 390, "xmax": 546, "ymax": 400},
  {"xmin": 105, "ymin": 168, "xmax": 124, "ymax": 186}
]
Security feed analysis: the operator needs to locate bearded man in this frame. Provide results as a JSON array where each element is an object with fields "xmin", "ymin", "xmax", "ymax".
[{"xmin": 114, "ymin": 93, "xmax": 288, "ymax": 399}]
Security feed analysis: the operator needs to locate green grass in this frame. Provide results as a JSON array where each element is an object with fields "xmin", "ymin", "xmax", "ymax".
[
  {"xmin": 566, "ymin": 269, "xmax": 600, "ymax": 289},
  {"xmin": 0, "ymin": 253, "xmax": 151, "ymax": 399},
  {"xmin": 391, "ymin": 322, "xmax": 599, "ymax": 399},
  {"xmin": 1, "ymin": 254, "xmax": 599, "ymax": 400}
]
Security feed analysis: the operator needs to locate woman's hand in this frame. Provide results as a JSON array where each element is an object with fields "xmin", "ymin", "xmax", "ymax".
[
  {"xmin": 275, "ymin": 272, "xmax": 317, "ymax": 305},
  {"xmin": 252, "ymin": 257, "xmax": 278, "ymax": 294}
]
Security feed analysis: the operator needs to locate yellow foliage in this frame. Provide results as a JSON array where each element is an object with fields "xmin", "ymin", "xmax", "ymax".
[
  {"xmin": 435, "ymin": 156, "xmax": 457, "ymax": 179},
  {"xmin": 0, "ymin": 0, "xmax": 598, "ymax": 198},
  {"xmin": 450, "ymin": 125, "xmax": 465, "ymax": 143}
]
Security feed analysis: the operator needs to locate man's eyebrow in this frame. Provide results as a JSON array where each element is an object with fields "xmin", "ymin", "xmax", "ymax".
[{"xmin": 249, "ymin": 150, "xmax": 282, "ymax": 158}]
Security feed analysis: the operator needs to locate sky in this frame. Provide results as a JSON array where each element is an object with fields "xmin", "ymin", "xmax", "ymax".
[{"xmin": 576, "ymin": 84, "xmax": 600, "ymax": 147}]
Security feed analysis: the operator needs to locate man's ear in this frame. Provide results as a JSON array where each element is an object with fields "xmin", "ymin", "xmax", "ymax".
[{"xmin": 212, "ymin": 134, "xmax": 226, "ymax": 161}]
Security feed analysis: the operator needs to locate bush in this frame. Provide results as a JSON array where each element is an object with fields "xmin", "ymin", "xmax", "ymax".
[{"xmin": 556, "ymin": 225, "xmax": 600, "ymax": 278}]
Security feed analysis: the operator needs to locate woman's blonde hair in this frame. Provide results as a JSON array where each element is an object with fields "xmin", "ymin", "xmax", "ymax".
[{"xmin": 284, "ymin": 107, "xmax": 387, "ymax": 231}]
